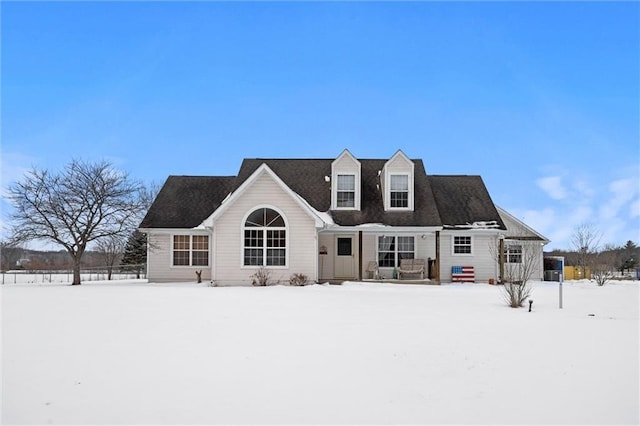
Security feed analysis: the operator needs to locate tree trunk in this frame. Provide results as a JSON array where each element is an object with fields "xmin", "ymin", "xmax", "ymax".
[
  {"xmin": 107, "ymin": 266, "xmax": 113, "ymax": 280},
  {"xmin": 72, "ymin": 256, "xmax": 82, "ymax": 285}
]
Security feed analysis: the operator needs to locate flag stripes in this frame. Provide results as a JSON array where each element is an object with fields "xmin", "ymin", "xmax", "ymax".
[{"xmin": 452, "ymin": 266, "xmax": 475, "ymax": 282}]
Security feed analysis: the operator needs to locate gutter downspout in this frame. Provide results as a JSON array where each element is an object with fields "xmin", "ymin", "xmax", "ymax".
[
  {"xmin": 499, "ymin": 237, "xmax": 505, "ymax": 283},
  {"xmin": 435, "ymin": 231, "xmax": 441, "ymax": 283},
  {"xmin": 358, "ymin": 231, "xmax": 363, "ymax": 281}
]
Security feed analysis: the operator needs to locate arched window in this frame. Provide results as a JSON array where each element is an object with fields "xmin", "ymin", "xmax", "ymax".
[{"xmin": 243, "ymin": 207, "xmax": 287, "ymax": 266}]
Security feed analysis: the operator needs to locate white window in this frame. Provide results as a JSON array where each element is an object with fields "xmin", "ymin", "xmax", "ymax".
[
  {"xmin": 390, "ymin": 174, "xmax": 409, "ymax": 208},
  {"xmin": 172, "ymin": 235, "xmax": 209, "ymax": 266},
  {"xmin": 243, "ymin": 208, "xmax": 287, "ymax": 266},
  {"xmin": 504, "ymin": 244, "xmax": 522, "ymax": 263},
  {"xmin": 453, "ymin": 236, "xmax": 472, "ymax": 255},
  {"xmin": 378, "ymin": 236, "xmax": 415, "ymax": 268},
  {"xmin": 336, "ymin": 174, "xmax": 356, "ymax": 208}
]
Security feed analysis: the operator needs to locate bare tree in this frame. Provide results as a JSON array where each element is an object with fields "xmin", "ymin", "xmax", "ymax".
[
  {"xmin": 94, "ymin": 235, "xmax": 126, "ymax": 280},
  {"xmin": 571, "ymin": 224, "xmax": 602, "ymax": 279},
  {"xmin": 490, "ymin": 238, "xmax": 542, "ymax": 308},
  {"xmin": 139, "ymin": 181, "xmax": 162, "ymax": 212},
  {"xmin": 591, "ymin": 245, "xmax": 617, "ymax": 286},
  {"xmin": 7, "ymin": 160, "xmax": 143, "ymax": 285}
]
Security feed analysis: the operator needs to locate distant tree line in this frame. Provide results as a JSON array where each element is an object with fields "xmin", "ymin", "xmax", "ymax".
[
  {"xmin": 546, "ymin": 223, "xmax": 638, "ymax": 286},
  {"xmin": 547, "ymin": 240, "xmax": 638, "ymax": 275},
  {"xmin": 1, "ymin": 232, "xmax": 150, "ymax": 275}
]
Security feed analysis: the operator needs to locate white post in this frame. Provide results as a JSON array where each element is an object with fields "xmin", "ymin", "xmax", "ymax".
[{"xmin": 559, "ymin": 272, "xmax": 563, "ymax": 309}]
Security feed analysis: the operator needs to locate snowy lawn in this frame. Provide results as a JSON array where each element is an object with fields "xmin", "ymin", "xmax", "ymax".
[{"xmin": 2, "ymin": 280, "xmax": 638, "ymax": 425}]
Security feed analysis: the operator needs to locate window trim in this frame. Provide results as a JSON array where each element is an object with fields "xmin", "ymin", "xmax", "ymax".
[
  {"xmin": 376, "ymin": 235, "xmax": 416, "ymax": 268},
  {"xmin": 504, "ymin": 244, "xmax": 523, "ymax": 264},
  {"xmin": 170, "ymin": 233, "xmax": 210, "ymax": 268},
  {"xmin": 452, "ymin": 235, "xmax": 473, "ymax": 256},
  {"xmin": 241, "ymin": 206, "xmax": 289, "ymax": 269},
  {"xmin": 332, "ymin": 172, "xmax": 360, "ymax": 211},
  {"xmin": 386, "ymin": 172, "xmax": 413, "ymax": 211}
]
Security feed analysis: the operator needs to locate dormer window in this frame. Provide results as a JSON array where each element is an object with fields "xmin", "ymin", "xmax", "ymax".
[
  {"xmin": 337, "ymin": 174, "xmax": 356, "ymax": 208},
  {"xmin": 390, "ymin": 174, "xmax": 409, "ymax": 208},
  {"xmin": 382, "ymin": 150, "xmax": 414, "ymax": 211},
  {"xmin": 331, "ymin": 149, "xmax": 361, "ymax": 210}
]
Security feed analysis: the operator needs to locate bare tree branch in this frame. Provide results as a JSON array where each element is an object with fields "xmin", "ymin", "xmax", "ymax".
[
  {"xmin": 7, "ymin": 159, "xmax": 143, "ymax": 284},
  {"xmin": 490, "ymin": 235, "xmax": 542, "ymax": 308},
  {"xmin": 571, "ymin": 224, "xmax": 602, "ymax": 280}
]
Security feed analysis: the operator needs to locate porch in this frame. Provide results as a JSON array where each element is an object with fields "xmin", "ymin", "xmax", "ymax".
[
  {"xmin": 317, "ymin": 230, "xmax": 441, "ymax": 283},
  {"xmin": 325, "ymin": 278, "xmax": 439, "ymax": 285}
]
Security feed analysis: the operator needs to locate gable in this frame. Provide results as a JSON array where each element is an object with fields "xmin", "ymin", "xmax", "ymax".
[
  {"xmin": 384, "ymin": 149, "xmax": 414, "ymax": 171},
  {"xmin": 235, "ymin": 158, "xmax": 332, "ymax": 211},
  {"xmin": 497, "ymin": 206, "xmax": 549, "ymax": 242},
  {"xmin": 203, "ymin": 163, "xmax": 325, "ymax": 228}
]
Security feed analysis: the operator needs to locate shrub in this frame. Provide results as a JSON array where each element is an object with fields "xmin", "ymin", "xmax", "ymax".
[
  {"xmin": 502, "ymin": 280, "xmax": 532, "ymax": 308},
  {"xmin": 250, "ymin": 267, "xmax": 272, "ymax": 286},
  {"xmin": 289, "ymin": 273, "xmax": 309, "ymax": 286}
]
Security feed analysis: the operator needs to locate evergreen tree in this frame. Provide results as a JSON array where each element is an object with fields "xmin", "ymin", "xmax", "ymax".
[
  {"xmin": 621, "ymin": 240, "xmax": 638, "ymax": 274},
  {"xmin": 120, "ymin": 231, "xmax": 147, "ymax": 278}
]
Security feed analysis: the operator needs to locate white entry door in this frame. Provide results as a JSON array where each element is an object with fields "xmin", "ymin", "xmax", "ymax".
[{"xmin": 334, "ymin": 236, "xmax": 355, "ymax": 279}]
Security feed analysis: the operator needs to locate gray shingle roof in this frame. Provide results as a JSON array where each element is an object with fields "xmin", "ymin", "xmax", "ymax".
[
  {"xmin": 139, "ymin": 176, "xmax": 235, "ymax": 228},
  {"xmin": 139, "ymin": 158, "xmax": 506, "ymax": 230},
  {"xmin": 429, "ymin": 175, "xmax": 506, "ymax": 230},
  {"xmin": 235, "ymin": 158, "xmax": 443, "ymax": 226}
]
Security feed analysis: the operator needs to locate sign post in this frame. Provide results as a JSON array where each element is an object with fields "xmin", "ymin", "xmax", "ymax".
[{"xmin": 559, "ymin": 272, "xmax": 563, "ymax": 309}]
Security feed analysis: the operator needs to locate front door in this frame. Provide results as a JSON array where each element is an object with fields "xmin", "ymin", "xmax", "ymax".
[{"xmin": 334, "ymin": 236, "xmax": 355, "ymax": 279}]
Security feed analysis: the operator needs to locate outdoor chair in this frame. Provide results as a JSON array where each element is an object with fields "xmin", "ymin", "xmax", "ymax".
[
  {"xmin": 398, "ymin": 258, "xmax": 425, "ymax": 279},
  {"xmin": 366, "ymin": 261, "xmax": 379, "ymax": 279}
]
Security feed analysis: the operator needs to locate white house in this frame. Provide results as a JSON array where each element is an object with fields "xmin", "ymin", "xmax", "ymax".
[{"xmin": 139, "ymin": 149, "xmax": 548, "ymax": 285}]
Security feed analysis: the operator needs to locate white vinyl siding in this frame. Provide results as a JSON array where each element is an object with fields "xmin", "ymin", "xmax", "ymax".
[
  {"xmin": 146, "ymin": 231, "xmax": 212, "ymax": 283},
  {"xmin": 497, "ymin": 207, "xmax": 547, "ymax": 281},
  {"xmin": 440, "ymin": 233, "xmax": 497, "ymax": 283},
  {"xmin": 213, "ymin": 172, "xmax": 317, "ymax": 284}
]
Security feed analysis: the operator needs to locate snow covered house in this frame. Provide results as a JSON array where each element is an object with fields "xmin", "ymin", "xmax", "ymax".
[{"xmin": 139, "ymin": 149, "xmax": 548, "ymax": 285}]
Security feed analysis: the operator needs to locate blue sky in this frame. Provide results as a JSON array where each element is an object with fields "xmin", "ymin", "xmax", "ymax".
[{"xmin": 2, "ymin": 1, "xmax": 639, "ymax": 250}]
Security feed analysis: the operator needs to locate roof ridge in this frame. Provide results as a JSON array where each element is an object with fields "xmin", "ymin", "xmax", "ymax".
[
  {"xmin": 242, "ymin": 157, "xmax": 424, "ymax": 162},
  {"xmin": 167, "ymin": 175, "xmax": 237, "ymax": 178}
]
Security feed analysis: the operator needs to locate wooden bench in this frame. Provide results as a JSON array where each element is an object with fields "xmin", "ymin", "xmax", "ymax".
[{"xmin": 398, "ymin": 258, "xmax": 425, "ymax": 279}]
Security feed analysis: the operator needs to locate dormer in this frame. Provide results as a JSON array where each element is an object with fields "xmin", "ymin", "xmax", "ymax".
[
  {"xmin": 381, "ymin": 150, "xmax": 415, "ymax": 211},
  {"xmin": 331, "ymin": 149, "xmax": 361, "ymax": 210}
]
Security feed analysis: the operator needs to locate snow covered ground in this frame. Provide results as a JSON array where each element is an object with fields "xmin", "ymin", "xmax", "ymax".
[{"xmin": 2, "ymin": 279, "xmax": 638, "ymax": 425}]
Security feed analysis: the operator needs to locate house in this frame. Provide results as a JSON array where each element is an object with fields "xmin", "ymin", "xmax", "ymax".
[{"xmin": 139, "ymin": 149, "xmax": 548, "ymax": 285}]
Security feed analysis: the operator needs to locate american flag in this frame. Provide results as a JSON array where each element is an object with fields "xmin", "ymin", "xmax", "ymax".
[{"xmin": 452, "ymin": 266, "xmax": 475, "ymax": 282}]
